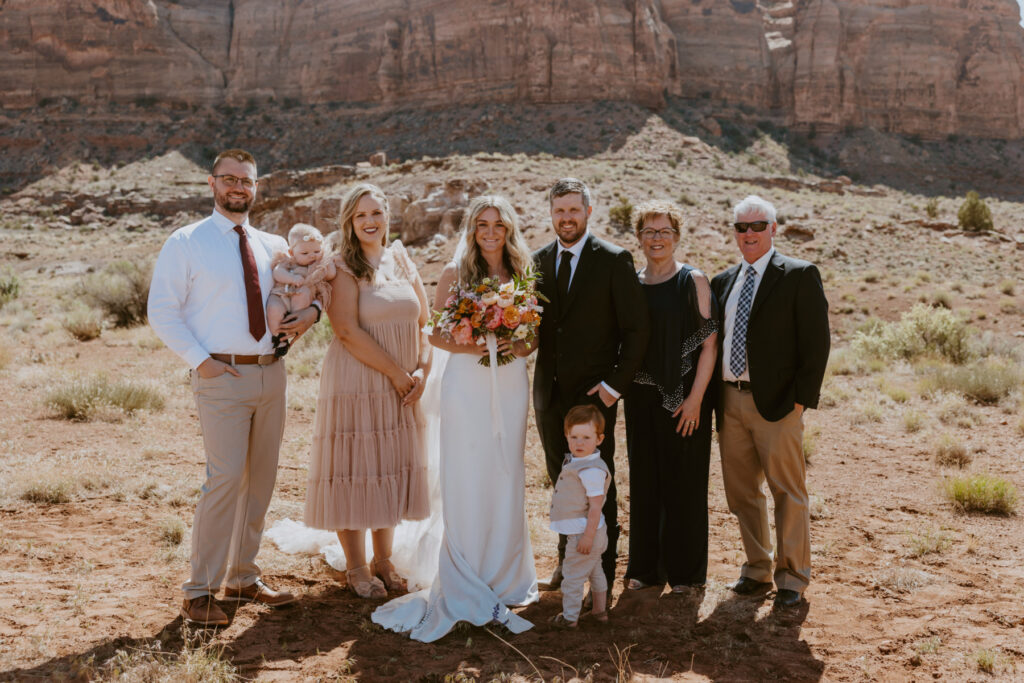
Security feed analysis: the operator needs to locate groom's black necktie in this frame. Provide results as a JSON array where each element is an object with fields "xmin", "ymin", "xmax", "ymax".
[{"xmin": 557, "ymin": 250, "xmax": 573, "ymax": 304}]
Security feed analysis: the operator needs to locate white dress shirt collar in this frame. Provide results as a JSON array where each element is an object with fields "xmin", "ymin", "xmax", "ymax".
[
  {"xmin": 556, "ymin": 231, "xmax": 589, "ymax": 260},
  {"xmin": 739, "ymin": 247, "xmax": 775, "ymax": 278},
  {"xmin": 210, "ymin": 208, "xmax": 252, "ymax": 234}
]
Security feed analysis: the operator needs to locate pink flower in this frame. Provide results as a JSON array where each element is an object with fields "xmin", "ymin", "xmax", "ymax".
[
  {"xmin": 445, "ymin": 294, "xmax": 456, "ymax": 308},
  {"xmin": 484, "ymin": 305, "xmax": 504, "ymax": 330},
  {"xmin": 452, "ymin": 317, "xmax": 474, "ymax": 345}
]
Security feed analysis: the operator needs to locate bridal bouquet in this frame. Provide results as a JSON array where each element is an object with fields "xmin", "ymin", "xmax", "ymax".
[{"xmin": 427, "ymin": 270, "xmax": 545, "ymax": 366}]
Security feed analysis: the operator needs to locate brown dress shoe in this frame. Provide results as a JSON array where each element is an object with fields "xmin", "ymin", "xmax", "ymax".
[
  {"xmin": 223, "ymin": 579, "xmax": 296, "ymax": 607},
  {"xmin": 180, "ymin": 595, "xmax": 229, "ymax": 626}
]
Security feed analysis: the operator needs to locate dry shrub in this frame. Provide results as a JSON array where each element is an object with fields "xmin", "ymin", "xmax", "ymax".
[
  {"xmin": 75, "ymin": 636, "xmax": 238, "ymax": 682},
  {"xmin": 999, "ymin": 279, "xmax": 1016, "ymax": 296},
  {"xmin": 957, "ymin": 190, "xmax": 992, "ymax": 232},
  {"xmin": 873, "ymin": 566, "xmax": 933, "ymax": 593},
  {"xmin": 802, "ymin": 425, "xmax": 819, "ymax": 462},
  {"xmin": 919, "ymin": 357, "xmax": 1022, "ymax": 404},
  {"xmin": 21, "ymin": 478, "xmax": 76, "ymax": 504},
  {"xmin": 0, "ymin": 269, "xmax": 20, "ymax": 309},
  {"xmin": 62, "ymin": 304, "xmax": 104, "ymax": 341},
  {"xmin": 158, "ymin": 518, "xmax": 186, "ymax": 546},
  {"xmin": 46, "ymin": 374, "xmax": 165, "ymax": 421},
  {"xmin": 906, "ymin": 527, "xmax": 952, "ymax": 557},
  {"xmin": 608, "ymin": 197, "xmax": 633, "ymax": 232},
  {"xmin": 852, "ymin": 304, "xmax": 971, "ymax": 365},
  {"xmin": 19, "ymin": 469, "xmax": 106, "ymax": 505},
  {"xmin": 933, "ymin": 433, "xmax": 970, "ymax": 469},
  {"xmin": 80, "ymin": 260, "xmax": 152, "ymax": 328},
  {"xmin": 943, "ymin": 474, "xmax": 1018, "ymax": 515}
]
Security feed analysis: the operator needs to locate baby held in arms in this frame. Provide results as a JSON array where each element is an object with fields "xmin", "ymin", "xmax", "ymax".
[{"xmin": 267, "ymin": 223, "xmax": 336, "ymax": 354}]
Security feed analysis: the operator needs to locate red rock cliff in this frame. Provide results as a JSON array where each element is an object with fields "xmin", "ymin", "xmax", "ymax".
[{"xmin": 2, "ymin": 0, "xmax": 1023, "ymax": 138}]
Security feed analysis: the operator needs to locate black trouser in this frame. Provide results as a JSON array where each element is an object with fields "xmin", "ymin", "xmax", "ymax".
[
  {"xmin": 536, "ymin": 379, "xmax": 620, "ymax": 588},
  {"xmin": 623, "ymin": 383, "xmax": 711, "ymax": 587}
]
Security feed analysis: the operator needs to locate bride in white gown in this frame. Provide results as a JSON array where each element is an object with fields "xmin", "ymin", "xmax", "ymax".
[{"xmin": 371, "ymin": 195, "xmax": 539, "ymax": 641}]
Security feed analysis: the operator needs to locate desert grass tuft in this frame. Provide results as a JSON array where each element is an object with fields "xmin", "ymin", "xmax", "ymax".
[
  {"xmin": 873, "ymin": 566, "xmax": 933, "ymax": 593},
  {"xmin": 0, "ymin": 269, "xmax": 20, "ymax": 309},
  {"xmin": 915, "ymin": 636, "xmax": 941, "ymax": 655},
  {"xmin": 918, "ymin": 357, "xmax": 1022, "ymax": 404},
  {"xmin": 933, "ymin": 433, "xmax": 970, "ymax": 469},
  {"xmin": 20, "ymin": 479, "xmax": 76, "ymax": 505},
  {"xmin": 973, "ymin": 648, "xmax": 1003, "ymax": 675},
  {"xmin": 999, "ymin": 279, "xmax": 1016, "ymax": 296},
  {"xmin": 62, "ymin": 304, "xmax": 104, "ymax": 341},
  {"xmin": 943, "ymin": 474, "xmax": 1018, "ymax": 515},
  {"xmin": 902, "ymin": 408, "xmax": 925, "ymax": 433},
  {"xmin": 906, "ymin": 527, "xmax": 952, "ymax": 557},
  {"xmin": 45, "ymin": 374, "xmax": 165, "ymax": 421},
  {"xmin": 18, "ymin": 469, "xmax": 106, "ymax": 505},
  {"xmin": 75, "ymin": 633, "xmax": 238, "ymax": 682},
  {"xmin": 158, "ymin": 518, "xmax": 186, "ymax": 546},
  {"xmin": 802, "ymin": 425, "xmax": 819, "ymax": 462}
]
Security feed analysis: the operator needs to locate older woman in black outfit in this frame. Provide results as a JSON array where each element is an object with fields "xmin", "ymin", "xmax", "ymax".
[{"xmin": 624, "ymin": 200, "xmax": 718, "ymax": 592}]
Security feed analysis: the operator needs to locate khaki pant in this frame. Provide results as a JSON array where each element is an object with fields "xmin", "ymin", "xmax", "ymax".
[
  {"xmin": 561, "ymin": 526, "xmax": 609, "ymax": 622},
  {"xmin": 719, "ymin": 384, "xmax": 810, "ymax": 593},
  {"xmin": 183, "ymin": 361, "xmax": 286, "ymax": 599}
]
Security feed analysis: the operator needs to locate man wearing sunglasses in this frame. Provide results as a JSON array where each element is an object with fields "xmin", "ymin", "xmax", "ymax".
[
  {"xmin": 149, "ymin": 149, "xmax": 319, "ymax": 625},
  {"xmin": 710, "ymin": 195, "xmax": 830, "ymax": 609}
]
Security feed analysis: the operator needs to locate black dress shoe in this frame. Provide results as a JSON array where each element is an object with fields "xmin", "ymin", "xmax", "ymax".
[
  {"xmin": 539, "ymin": 564, "xmax": 563, "ymax": 591},
  {"xmin": 773, "ymin": 589, "xmax": 803, "ymax": 608},
  {"xmin": 730, "ymin": 577, "xmax": 773, "ymax": 595}
]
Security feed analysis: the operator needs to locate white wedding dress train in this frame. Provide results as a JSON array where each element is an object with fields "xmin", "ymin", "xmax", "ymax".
[{"xmin": 371, "ymin": 351, "xmax": 539, "ymax": 642}]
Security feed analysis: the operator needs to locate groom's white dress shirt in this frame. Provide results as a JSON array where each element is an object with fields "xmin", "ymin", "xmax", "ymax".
[{"xmin": 149, "ymin": 210, "xmax": 286, "ymax": 369}]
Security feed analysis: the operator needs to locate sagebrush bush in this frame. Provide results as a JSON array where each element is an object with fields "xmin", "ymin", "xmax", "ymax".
[
  {"xmin": 919, "ymin": 357, "xmax": 1022, "ymax": 404},
  {"xmin": 957, "ymin": 191, "xmax": 993, "ymax": 232},
  {"xmin": 943, "ymin": 474, "xmax": 1018, "ymax": 515},
  {"xmin": 62, "ymin": 304, "xmax": 104, "ymax": 341},
  {"xmin": 852, "ymin": 304, "xmax": 971, "ymax": 364},
  {"xmin": 46, "ymin": 374, "xmax": 165, "ymax": 420},
  {"xmin": 924, "ymin": 198, "xmax": 939, "ymax": 219},
  {"xmin": 80, "ymin": 260, "xmax": 152, "ymax": 327},
  {"xmin": 0, "ymin": 269, "xmax": 20, "ymax": 309}
]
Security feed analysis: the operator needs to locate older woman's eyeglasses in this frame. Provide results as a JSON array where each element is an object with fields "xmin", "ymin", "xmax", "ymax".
[
  {"xmin": 733, "ymin": 221, "xmax": 770, "ymax": 233},
  {"xmin": 213, "ymin": 174, "xmax": 257, "ymax": 189},
  {"xmin": 639, "ymin": 228, "xmax": 676, "ymax": 240}
]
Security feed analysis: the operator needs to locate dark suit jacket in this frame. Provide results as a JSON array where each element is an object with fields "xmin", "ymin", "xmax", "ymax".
[
  {"xmin": 711, "ymin": 250, "xmax": 830, "ymax": 426},
  {"xmin": 532, "ymin": 234, "xmax": 649, "ymax": 411}
]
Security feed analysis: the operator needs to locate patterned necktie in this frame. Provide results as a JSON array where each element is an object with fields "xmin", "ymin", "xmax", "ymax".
[
  {"xmin": 234, "ymin": 225, "xmax": 266, "ymax": 341},
  {"xmin": 729, "ymin": 264, "xmax": 757, "ymax": 377},
  {"xmin": 557, "ymin": 250, "xmax": 573, "ymax": 302}
]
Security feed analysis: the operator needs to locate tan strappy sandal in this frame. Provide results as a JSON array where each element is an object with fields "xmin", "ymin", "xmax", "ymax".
[
  {"xmin": 371, "ymin": 557, "xmax": 407, "ymax": 592},
  {"xmin": 346, "ymin": 564, "xmax": 387, "ymax": 599}
]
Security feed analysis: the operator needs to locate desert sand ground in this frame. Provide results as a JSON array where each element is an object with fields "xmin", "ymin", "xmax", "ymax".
[{"xmin": 1, "ymin": 116, "xmax": 1023, "ymax": 681}]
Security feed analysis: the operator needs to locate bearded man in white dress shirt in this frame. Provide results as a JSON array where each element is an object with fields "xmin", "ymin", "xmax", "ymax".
[{"xmin": 149, "ymin": 149, "xmax": 318, "ymax": 626}]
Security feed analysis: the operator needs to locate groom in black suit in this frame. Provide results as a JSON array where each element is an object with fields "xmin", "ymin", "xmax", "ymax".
[
  {"xmin": 533, "ymin": 178, "xmax": 649, "ymax": 590},
  {"xmin": 711, "ymin": 195, "xmax": 830, "ymax": 609}
]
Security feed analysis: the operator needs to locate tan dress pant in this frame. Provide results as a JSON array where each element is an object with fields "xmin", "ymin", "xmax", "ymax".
[
  {"xmin": 719, "ymin": 384, "xmax": 810, "ymax": 593},
  {"xmin": 183, "ymin": 361, "xmax": 286, "ymax": 599},
  {"xmin": 561, "ymin": 526, "xmax": 608, "ymax": 622}
]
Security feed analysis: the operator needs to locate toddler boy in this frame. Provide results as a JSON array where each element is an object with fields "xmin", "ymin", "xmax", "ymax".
[{"xmin": 548, "ymin": 404, "xmax": 611, "ymax": 627}]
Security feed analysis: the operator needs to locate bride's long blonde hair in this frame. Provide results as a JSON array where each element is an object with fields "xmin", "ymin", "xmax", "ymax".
[{"xmin": 455, "ymin": 195, "xmax": 532, "ymax": 284}]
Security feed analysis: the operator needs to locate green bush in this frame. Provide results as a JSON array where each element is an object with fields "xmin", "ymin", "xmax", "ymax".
[
  {"xmin": 919, "ymin": 357, "xmax": 1022, "ymax": 404},
  {"xmin": 957, "ymin": 191, "xmax": 992, "ymax": 232},
  {"xmin": 0, "ymin": 269, "xmax": 20, "ymax": 309},
  {"xmin": 852, "ymin": 304, "xmax": 971, "ymax": 364},
  {"xmin": 943, "ymin": 474, "xmax": 1018, "ymax": 515},
  {"xmin": 46, "ymin": 374, "xmax": 165, "ymax": 421},
  {"xmin": 80, "ymin": 260, "xmax": 152, "ymax": 327},
  {"xmin": 924, "ymin": 198, "xmax": 939, "ymax": 219},
  {"xmin": 608, "ymin": 197, "xmax": 633, "ymax": 232}
]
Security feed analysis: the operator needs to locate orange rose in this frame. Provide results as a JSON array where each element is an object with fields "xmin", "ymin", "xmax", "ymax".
[{"xmin": 502, "ymin": 306, "xmax": 522, "ymax": 329}]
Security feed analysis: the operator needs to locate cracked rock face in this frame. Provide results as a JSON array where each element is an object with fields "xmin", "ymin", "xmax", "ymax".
[{"xmin": 2, "ymin": 0, "xmax": 1024, "ymax": 138}]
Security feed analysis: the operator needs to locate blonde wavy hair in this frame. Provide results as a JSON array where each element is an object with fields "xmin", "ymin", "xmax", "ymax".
[
  {"xmin": 337, "ymin": 183, "xmax": 390, "ymax": 281},
  {"xmin": 456, "ymin": 195, "xmax": 532, "ymax": 284},
  {"xmin": 631, "ymin": 199, "xmax": 684, "ymax": 238}
]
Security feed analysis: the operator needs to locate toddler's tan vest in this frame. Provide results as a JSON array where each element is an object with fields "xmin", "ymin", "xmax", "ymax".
[{"xmin": 549, "ymin": 456, "xmax": 610, "ymax": 523}]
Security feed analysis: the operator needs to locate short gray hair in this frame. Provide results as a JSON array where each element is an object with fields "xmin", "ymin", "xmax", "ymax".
[
  {"xmin": 733, "ymin": 195, "xmax": 777, "ymax": 223},
  {"xmin": 548, "ymin": 178, "xmax": 591, "ymax": 211}
]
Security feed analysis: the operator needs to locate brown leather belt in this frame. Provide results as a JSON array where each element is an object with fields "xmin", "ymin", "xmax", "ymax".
[
  {"xmin": 209, "ymin": 353, "xmax": 278, "ymax": 366},
  {"xmin": 724, "ymin": 379, "xmax": 752, "ymax": 392}
]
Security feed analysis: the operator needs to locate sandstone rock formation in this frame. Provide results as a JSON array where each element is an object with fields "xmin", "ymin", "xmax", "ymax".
[{"xmin": 2, "ymin": 0, "xmax": 1024, "ymax": 139}]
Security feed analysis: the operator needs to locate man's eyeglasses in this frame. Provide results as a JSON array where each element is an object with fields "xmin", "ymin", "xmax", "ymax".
[
  {"xmin": 733, "ymin": 221, "xmax": 770, "ymax": 233},
  {"xmin": 212, "ymin": 174, "xmax": 257, "ymax": 189},
  {"xmin": 639, "ymin": 228, "xmax": 677, "ymax": 240}
]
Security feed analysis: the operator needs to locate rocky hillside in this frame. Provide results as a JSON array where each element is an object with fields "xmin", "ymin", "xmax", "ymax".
[{"xmin": 2, "ymin": 0, "xmax": 1024, "ymax": 139}]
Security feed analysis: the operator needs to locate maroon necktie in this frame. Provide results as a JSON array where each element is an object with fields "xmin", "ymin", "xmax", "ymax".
[{"xmin": 233, "ymin": 225, "xmax": 266, "ymax": 341}]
